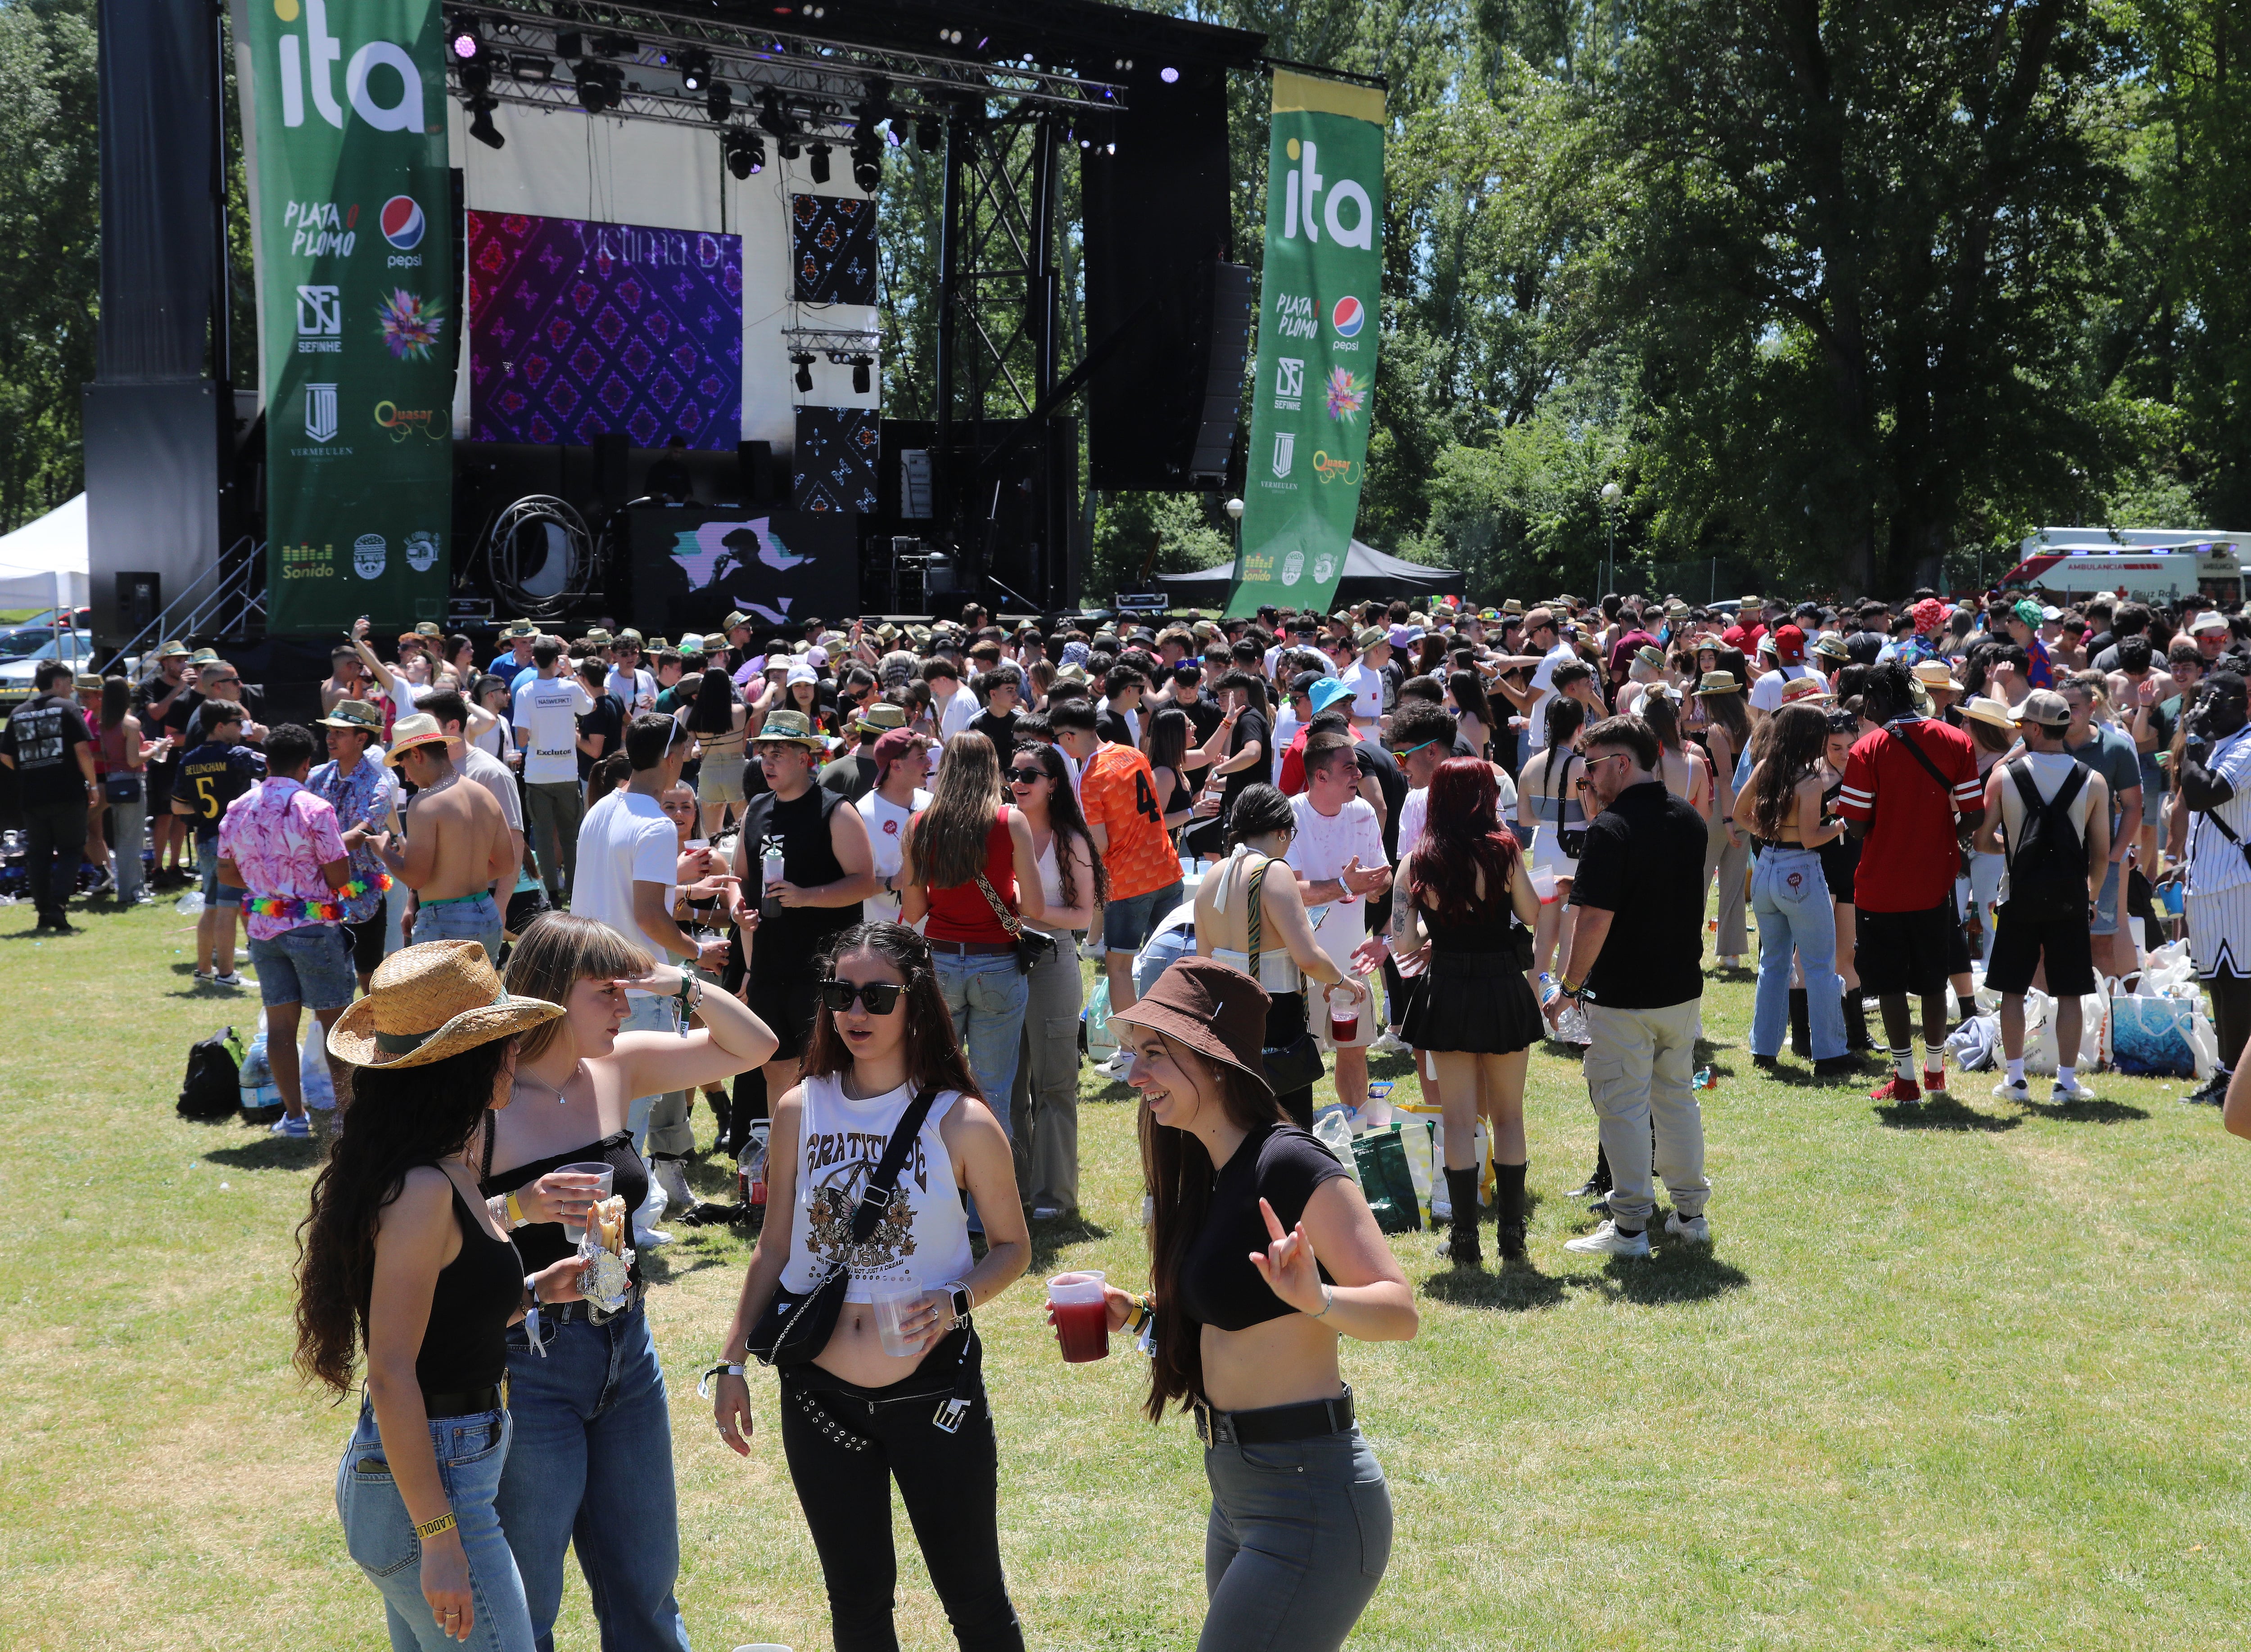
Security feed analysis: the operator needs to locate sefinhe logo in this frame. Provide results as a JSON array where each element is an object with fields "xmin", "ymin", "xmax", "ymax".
[
  {"xmin": 271, "ymin": 0, "xmax": 426, "ymax": 133},
  {"xmin": 1330, "ymin": 297, "xmax": 1365, "ymax": 338}
]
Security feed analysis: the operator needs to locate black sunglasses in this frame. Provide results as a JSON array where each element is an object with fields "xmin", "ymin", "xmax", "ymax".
[
  {"xmin": 1008, "ymin": 765, "xmax": 1047, "ymax": 783},
  {"xmin": 818, "ymin": 978, "xmax": 904, "ymax": 1014}
]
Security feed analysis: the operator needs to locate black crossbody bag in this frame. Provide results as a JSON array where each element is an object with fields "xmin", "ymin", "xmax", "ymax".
[
  {"xmin": 746, "ymin": 1083, "xmax": 941, "ymax": 1367},
  {"xmin": 1245, "ymin": 856, "xmax": 1327, "ymax": 1094}
]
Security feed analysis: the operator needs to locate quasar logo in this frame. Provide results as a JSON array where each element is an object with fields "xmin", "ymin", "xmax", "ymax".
[
  {"xmin": 1331, "ymin": 297, "xmax": 1365, "ymax": 338},
  {"xmin": 380, "ymin": 196, "xmax": 424, "ymax": 251}
]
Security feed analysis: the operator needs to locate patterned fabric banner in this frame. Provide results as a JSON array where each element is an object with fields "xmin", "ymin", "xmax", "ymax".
[
  {"xmin": 790, "ymin": 194, "xmax": 878, "ymax": 306},
  {"xmin": 793, "ymin": 408, "xmax": 879, "ymax": 513}
]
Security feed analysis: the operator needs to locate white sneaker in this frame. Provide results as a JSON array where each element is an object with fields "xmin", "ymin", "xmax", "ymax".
[
  {"xmin": 210, "ymin": 971, "xmax": 245, "ymax": 989},
  {"xmin": 1716, "ymin": 954, "xmax": 1742, "ymax": 970},
  {"xmin": 1564, "ymin": 1220, "xmax": 1651, "ymax": 1258},
  {"xmin": 633, "ymin": 1225, "xmax": 674, "ymax": 1247},
  {"xmin": 2052, "ymin": 1076, "xmax": 2096, "ymax": 1102},
  {"xmin": 1992, "ymin": 1077, "xmax": 2032, "ymax": 1103},
  {"xmin": 1096, "ymin": 1049, "xmax": 1135, "ymax": 1079},
  {"xmin": 1369, "ymin": 1030, "xmax": 1410, "ymax": 1056},
  {"xmin": 1663, "ymin": 1210, "xmax": 1711, "ymax": 1245}
]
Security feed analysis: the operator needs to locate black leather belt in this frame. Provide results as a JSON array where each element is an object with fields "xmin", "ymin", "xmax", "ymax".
[
  {"xmin": 1193, "ymin": 1385, "xmax": 1354, "ymax": 1448},
  {"xmin": 422, "ymin": 1384, "xmax": 504, "ymax": 1417},
  {"xmin": 926, "ymin": 938, "xmax": 1016, "ymax": 956}
]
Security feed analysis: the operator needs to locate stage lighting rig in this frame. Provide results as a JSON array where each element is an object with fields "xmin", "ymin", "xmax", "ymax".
[
  {"xmin": 849, "ymin": 354, "xmax": 872, "ymax": 394},
  {"xmin": 914, "ymin": 113, "xmax": 940, "ymax": 153},
  {"xmin": 447, "ymin": 20, "xmax": 483, "ymax": 61},
  {"xmin": 807, "ymin": 140, "xmax": 831, "ymax": 185},
  {"xmin": 678, "ymin": 50, "xmax": 711, "ymax": 92},
  {"xmin": 850, "ymin": 131, "xmax": 882, "ymax": 192},
  {"xmin": 574, "ymin": 59, "xmax": 623, "ymax": 113},
  {"xmin": 724, "ymin": 130, "xmax": 765, "ymax": 178},
  {"xmin": 791, "ymin": 352, "xmax": 815, "ymax": 393},
  {"xmin": 705, "ymin": 80, "xmax": 732, "ymax": 124},
  {"xmin": 467, "ymin": 95, "xmax": 505, "ymax": 149}
]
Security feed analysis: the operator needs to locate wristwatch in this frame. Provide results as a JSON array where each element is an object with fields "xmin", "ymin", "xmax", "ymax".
[{"xmin": 945, "ymin": 1282, "xmax": 973, "ymax": 1330}]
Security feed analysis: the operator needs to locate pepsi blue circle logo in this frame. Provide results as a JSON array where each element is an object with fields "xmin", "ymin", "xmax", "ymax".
[
  {"xmin": 1331, "ymin": 295, "xmax": 1365, "ymax": 337},
  {"xmin": 380, "ymin": 196, "xmax": 425, "ymax": 251}
]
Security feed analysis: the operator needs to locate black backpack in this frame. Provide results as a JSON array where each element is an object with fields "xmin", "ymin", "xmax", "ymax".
[
  {"xmin": 177, "ymin": 1027, "xmax": 244, "ymax": 1120},
  {"xmin": 2003, "ymin": 760, "xmax": 2089, "ymax": 921}
]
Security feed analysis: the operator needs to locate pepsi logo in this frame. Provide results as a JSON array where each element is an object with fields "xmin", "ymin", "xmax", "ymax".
[
  {"xmin": 1331, "ymin": 295, "xmax": 1365, "ymax": 338},
  {"xmin": 380, "ymin": 196, "xmax": 425, "ymax": 251}
]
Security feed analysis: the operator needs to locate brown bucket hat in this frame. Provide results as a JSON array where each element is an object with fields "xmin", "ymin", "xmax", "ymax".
[{"xmin": 1110, "ymin": 957, "xmax": 1274, "ymax": 1097}]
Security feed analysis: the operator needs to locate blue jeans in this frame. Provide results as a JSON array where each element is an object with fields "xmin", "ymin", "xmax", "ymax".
[
  {"xmin": 493, "ymin": 1304, "xmax": 690, "ymax": 1652},
  {"xmin": 935, "ymin": 951, "xmax": 1030, "ymax": 1133},
  {"xmin": 412, "ymin": 893, "xmax": 504, "ymax": 961},
  {"xmin": 335, "ymin": 1399, "xmax": 534, "ymax": 1652},
  {"xmin": 1751, "ymin": 846, "xmax": 1844, "ymax": 1059}
]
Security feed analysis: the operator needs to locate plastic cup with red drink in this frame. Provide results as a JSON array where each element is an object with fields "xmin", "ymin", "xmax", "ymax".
[{"xmin": 1046, "ymin": 1270, "xmax": 1110, "ymax": 1363}]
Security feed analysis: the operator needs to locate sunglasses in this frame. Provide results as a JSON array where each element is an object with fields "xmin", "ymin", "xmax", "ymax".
[
  {"xmin": 1388, "ymin": 737, "xmax": 1440, "ymax": 760},
  {"xmin": 1007, "ymin": 766, "xmax": 1048, "ymax": 784},
  {"xmin": 818, "ymin": 978, "xmax": 904, "ymax": 1015}
]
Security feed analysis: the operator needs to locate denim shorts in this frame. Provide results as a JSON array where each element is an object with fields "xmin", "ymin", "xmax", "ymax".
[
  {"xmin": 1104, "ymin": 878, "xmax": 1184, "ymax": 954},
  {"xmin": 411, "ymin": 892, "xmax": 504, "ymax": 962},
  {"xmin": 2093, "ymin": 859, "xmax": 2121, "ymax": 938},
  {"xmin": 196, "ymin": 838, "xmax": 242, "ymax": 907},
  {"xmin": 249, "ymin": 922, "xmax": 356, "ymax": 1009}
]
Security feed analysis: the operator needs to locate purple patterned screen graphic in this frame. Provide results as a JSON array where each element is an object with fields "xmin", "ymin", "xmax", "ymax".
[{"xmin": 468, "ymin": 211, "xmax": 743, "ymax": 449}]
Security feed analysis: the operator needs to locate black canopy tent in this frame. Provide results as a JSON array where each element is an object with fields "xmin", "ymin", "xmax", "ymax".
[{"xmin": 1156, "ymin": 540, "xmax": 1463, "ymax": 607}]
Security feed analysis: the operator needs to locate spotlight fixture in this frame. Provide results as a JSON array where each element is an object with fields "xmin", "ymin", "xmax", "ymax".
[
  {"xmin": 791, "ymin": 352, "xmax": 815, "ymax": 393},
  {"xmin": 705, "ymin": 80, "xmax": 732, "ymax": 123},
  {"xmin": 467, "ymin": 95, "xmax": 505, "ymax": 149},
  {"xmin": 807, "ymin": 140, "xmax": 831, "ymax": 184},
  {"xmin": 460, "ymin": 59, "xmax": 492, "ymax": 96},
  {"xmin": 678, "ymin": 50, "xmax": 711, "ymax": 92},
  {"xmin": 850, "ymin": 132, "xmax": 882, "ymax": 192},
  {"xmin": 510, "ymin": 54, "xmax": 553, "ymax": 81},
  {"xmin": 914, "ymin": 113, "xmax": 940, "ymax": 153},
  {"xmin": 448, "ymin": 22, "xmax": 483, "ymax": 60},
  {"xmin": 592, "ymin": 32, "xmax": 635, "ymax": 58},
  {"xmin": 1160, "ymin": 65, "xmax": 1180, "ymax": 83},
  {"xmin": 849, "ymin": 354, "xmax": 872, "ymax": 395},
  {"xmin": 575, "ymin": 59, "xmax": 623, "ymax": 113},
  {"xmin": 725, "ymin": 130, "xmax": 766, "ymax": 178},
  {"xmin": 939, "ymin": 27, "xmax": 963, "ymax": 43},
  {"xmin": 757, "ymin": 87, "xmax": 788, "ymax": 136}
]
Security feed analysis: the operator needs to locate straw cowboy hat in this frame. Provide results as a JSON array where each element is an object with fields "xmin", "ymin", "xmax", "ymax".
[
  {"xmin": 383, "ymin": 712, "xmax": 451, "ymax": 766},
  {"xmin": 1779, "ymin": 676, "xmax": 1834, "ymax": 705},
  {"xmin": 328, "ymin": 942, "xmax": 563, "ymax": 1070},
  {"xmin": 1960, "ymin": 696, "xmax": 2017, "ymax": 729},
  {"xmin": 317, "ymin": 699, "xmax": 385, "ymax": 737},
  {"xmin": 753, "ymin": 708, "xmax": 835, "ymax": 750},
  {"xmin": 854, "ymin": 701, "xmax": 909, "ymax": 736},
  {"xmin": 1912, "ymin": 660, "xmax": 1960, "ymax": 692},
  {"xmin": 1693, "ymin": 671, "xmax": 1741, "ymax": 695}
]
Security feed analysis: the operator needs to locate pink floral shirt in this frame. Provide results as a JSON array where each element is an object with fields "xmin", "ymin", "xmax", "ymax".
[{"xmin": 217, "ymin": 777, "xmax": 348, "ymax": 941}]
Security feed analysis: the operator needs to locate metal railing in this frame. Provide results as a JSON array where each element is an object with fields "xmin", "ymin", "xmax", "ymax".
[{"xmin": 100, "ymin": 537, "xmax": 266, "ymax": 677}]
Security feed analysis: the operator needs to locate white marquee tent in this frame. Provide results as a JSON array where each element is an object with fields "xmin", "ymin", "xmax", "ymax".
[{"xmin": 0, "ymin": 494, "xmax": 88, "ymax": 611}]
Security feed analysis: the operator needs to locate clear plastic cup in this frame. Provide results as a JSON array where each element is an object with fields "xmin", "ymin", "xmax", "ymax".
[
  {"xmin": 869, "ymin": 1280, "xmax": 926, "ymax": 1358},
  {"xmin": 1326, "ymin": 983, "xmax": 1359, "ymax": 1043},
  {"xmin": 556, "ymin": 1162, "xmax": 615, "ymax": 1243},
  {"xmin": 1529, "ymin": 867, "xmax": 1559, "ymax": 903},
  {"xmin": 1047, "ymin": 1269, "xmax": 1109, "ymax": 1363}
]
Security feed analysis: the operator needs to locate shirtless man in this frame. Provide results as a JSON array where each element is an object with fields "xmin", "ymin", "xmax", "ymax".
[{"xmin": 377, "ymin": 712, "xmax": 513, "ymax": 960}]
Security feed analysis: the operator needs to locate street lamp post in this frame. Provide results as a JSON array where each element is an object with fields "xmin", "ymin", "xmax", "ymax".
[{"xmin": 1600, "ymin": 481, "xmax": 1622, "ymax": 594}]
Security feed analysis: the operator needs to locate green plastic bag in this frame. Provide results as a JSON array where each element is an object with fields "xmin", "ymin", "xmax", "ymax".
[
  {"xmin": 1083, "ymin": 975, "xmax": 1117, "ymax": 1063},
  {"xmin": 1352, "ymin": 1127, "xmax": 1423, "ymax": 1233}
]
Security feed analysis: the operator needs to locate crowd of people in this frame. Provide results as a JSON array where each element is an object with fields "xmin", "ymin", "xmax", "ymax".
[{"xmin": 13, "ymin": 578, "xmax": 2251, "ymax": 1652}]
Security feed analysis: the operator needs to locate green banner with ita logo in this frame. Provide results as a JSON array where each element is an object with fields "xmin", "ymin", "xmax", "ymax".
[
  {"xmin": 1225, "ymin": 71, "xmax": 1385, "ymax": 620},
  {"xmin": 242, "ymin": 0, "xmax": 453, "ymax": 634}
]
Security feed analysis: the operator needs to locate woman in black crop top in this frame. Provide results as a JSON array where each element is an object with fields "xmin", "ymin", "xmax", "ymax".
[
  {"xmin": 1067, "ymin": 958, "xmax": 1415, "ymax": 1652},
  {"xmin": 297, "ymin": 941, "xmax": 580, "ymax": 1651},
  {"xmin": 480, "ymin": 911, "xmax": 779, "ymax": 1652}
]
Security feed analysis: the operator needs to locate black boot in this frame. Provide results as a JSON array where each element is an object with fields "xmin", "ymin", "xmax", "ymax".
[
  {"xmin": 1841, "ymin": 988, "xmax": 1871, "ymax": 1053},
  {"xmin": 1568, "ymin": 1144, "xmax": 1611, "ymax": 1201},
  {"xmin": 1789, "ymin": 988, "xmax": 1812, "ymax": 1057},
  {"xmin": 1492, "ymin": 1161, "xmax": 1527, "ymax": 1260},
  {"xmin": 1439, "ymin": 1168, "xmax": 1482, "ymax": 1266}
]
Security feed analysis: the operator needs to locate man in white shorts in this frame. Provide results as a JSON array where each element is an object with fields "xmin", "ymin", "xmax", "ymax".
[{"xmin": 1288, "ymin": 730, "xmax": 1393, "ymax": 1119}]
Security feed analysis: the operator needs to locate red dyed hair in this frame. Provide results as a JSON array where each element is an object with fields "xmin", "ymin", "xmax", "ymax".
[{"xmin": 1410, "ymin": 757, "xmax": 1522, "ymax": 925}]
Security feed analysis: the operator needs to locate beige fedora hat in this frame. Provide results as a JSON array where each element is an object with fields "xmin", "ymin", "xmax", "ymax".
[{"xmin": 327, "ymin": 942, "xmax": 563, "ymax": 1070}]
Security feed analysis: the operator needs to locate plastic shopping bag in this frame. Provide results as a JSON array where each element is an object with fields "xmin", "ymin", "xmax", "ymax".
[
  {"xmin": 1082, "ymin": 976, "xmax": 1117, "ymax": 1064},
  {"xmin": 2109, "ymin": 992, "xmax": 2201, "ymax": 1079}
]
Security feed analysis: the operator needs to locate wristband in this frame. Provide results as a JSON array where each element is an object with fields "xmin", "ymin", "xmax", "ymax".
[
  {"xmin": 697, "ymin": 1360, "xmax": 748, "ymax": 1398},
  {"xmin": 1311, "ymin": 1284, "xmax": 1336, "ymax": 1321},
  {"xmin": 413, "ymin": 1511, "xmax": 457, "ymax": 1540},
  {"xmin": 504, "ymin": 1190, "xmax": 525, "ymax": 1228}
]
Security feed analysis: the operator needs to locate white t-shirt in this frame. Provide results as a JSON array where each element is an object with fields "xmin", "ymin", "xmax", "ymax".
[
  {"xmin": 472, "ymin": 717, "xmax": 513, "ymax": 764},
  {"xmin": 1288, "ymin": 793, "xmax": 1387, "ymax": 972},
  {"xmin": 1748, "ymin": 662, "xmax": 1814, "ymax": 713},
  {"xmin": 571, "ymin": 790, "xmax": 679, "ymax": 994},
  {"xmin": 857, "ymin": 785, "xmax": 932, "ymax": 924},
  {"xmin": 606, "ymin": 666, "xmax": 656, "ymax": 714},
  {"xmin": 936, "ymin": 686, "xmax": 980, "ymax": 740},
  {"xmin": 1398, "ymin": 785, "xmax": 1428, "ymax": 862},
  {"xmin": 1337, "ymin": 659, "xmax": 1384, "ymax": 725},
  {"xmin": 513, "ymin": 675, "xmax": 594, "ymax": 785},
  {"xmin": 1525, "ymin": 641, "xmax": 1579, "ymax": 750}
]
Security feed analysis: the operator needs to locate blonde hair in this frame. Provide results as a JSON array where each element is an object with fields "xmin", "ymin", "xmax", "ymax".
[{"xmin": 504, "ymin": 912, "xmax": 653, "ymax": 1061}]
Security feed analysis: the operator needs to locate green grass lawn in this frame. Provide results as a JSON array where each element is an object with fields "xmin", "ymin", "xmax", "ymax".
[{"xmin": 4, "ymin": 897, "xmax": 2249, "ymax": 1650}]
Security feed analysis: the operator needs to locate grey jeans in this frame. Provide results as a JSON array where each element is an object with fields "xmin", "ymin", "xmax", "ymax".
[
  {"xmin": 1011, "ymin": 933, "xmax": 1084, "ymax": 1213},
  {"xmin": 523, "ymin": 781, "xmax": 584, "ymax": 898},
  {"xmin": 1199, "ymin": 1417, "xmax": 1391, "ymax": 1652},
  {"xmin": 1704, "ymin": 813, "xmax": 1751, "ymax": 957},
  {"xmin": 1582, "ymin": 998, "xmax": 1711, "ymax": 1230}
]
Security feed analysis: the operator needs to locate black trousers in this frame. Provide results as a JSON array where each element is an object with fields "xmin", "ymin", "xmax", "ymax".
[
  {"xmin": 21, "ymin": 798, "xmax": 88, "ymax": 922},
  {"xmin": 778, "ymin": 1331, "xmax": 1022, "ymax": 1652}
]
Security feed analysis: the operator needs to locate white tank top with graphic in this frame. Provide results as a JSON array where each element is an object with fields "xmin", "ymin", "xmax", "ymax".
[{"xmin": 779, "ymin": 1074, "xmax": 974, "ymax": 1304}]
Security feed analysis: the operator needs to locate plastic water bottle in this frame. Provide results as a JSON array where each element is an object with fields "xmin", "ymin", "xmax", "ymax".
[{"xmin": 1693, "ymin": 1066, "xmax": 1718, "ymax": 1090}]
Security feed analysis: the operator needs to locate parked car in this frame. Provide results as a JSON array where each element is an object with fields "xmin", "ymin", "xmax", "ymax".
[{"xmin": 0, "ymin": 630, "xmax": 96, "ymax": 709}]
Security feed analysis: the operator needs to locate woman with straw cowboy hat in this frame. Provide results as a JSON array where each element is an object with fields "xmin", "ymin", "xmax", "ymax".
[{"xmin": 297, "ymin": 942, "xmax": 583, "ymax": 1652}]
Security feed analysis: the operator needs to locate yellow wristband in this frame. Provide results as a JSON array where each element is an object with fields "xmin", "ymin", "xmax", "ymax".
[
  {"xmin": 413, "ymin": 1512, "xmax": 457, "ymax": 1540},
  {"xmin": 504, "ymin": 1191, "xmax": 525, "ymax": 1227}
]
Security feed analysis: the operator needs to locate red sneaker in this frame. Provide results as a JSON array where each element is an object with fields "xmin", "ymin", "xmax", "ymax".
[
  {"xmin": 1870, "ymin": 1074, "xmax": 1923, "ymax": 1104},
  {"xmin": 1923, "ymin": 1067, "xmax": 1948, "ymax": 1095}
]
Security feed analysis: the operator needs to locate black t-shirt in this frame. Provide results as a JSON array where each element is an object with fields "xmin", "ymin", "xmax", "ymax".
[
  {"xmin": 1354, "ymin": 737, "xmax": 1409, "ymax": 862},
  {"xmin": 576, "ymin": 692, "xmax": 624, "ymax": 781},
  {"xmin": 1568, "ymin": 780, "xmax": 1708, "ymax": 1010},
  {"xmin": 1220, "ymin": 709, "xmax": 1272, "ymax": 815},
  {"xmin": 1184, "ymin": 691, "xmax": 1226, "ymax": 744},
  {"xmin": 136, "ymin": 673, "xmax": 195, "ymax": 745},
  {"xmin": 817, "ymin": 750, "xmax": 877, "ymax": 804},
  {"xmin": 0, "ymin": 694, "xmax": 93, "ymax": 808},
  {"xmin": 969, "ymin": 709, "xmax": 1020, "ymax": 767},
  {"xmin": 1095, "ymin": 704, "xmax": 1137, "ymax": 748},
  {"xmin": 175, "ymin": 739, "xmax": 267, "ymax": 843},
  {"xmin": 738, "ymin": 783, "xmax": 860, "ymax": 981},
  {"xmin": 1177, "ymin": 1124, "xmax": 1349, "ymax": 1332}
]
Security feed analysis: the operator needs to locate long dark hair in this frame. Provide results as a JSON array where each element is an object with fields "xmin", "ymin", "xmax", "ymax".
[
  {"xmin": 908, "ymin": 730, "xmax": 1004, "ymax": 889},
  {"xmin": 800, "ymin": 922, "xmax": 983, "ymax": 1101},
  {"xmin": 294, "ymin": 1038, "xmax": 518, "ymax": 1395},
  {"xmin": 1701, "ymin": 679, "xmax": 1751, "ymax": 749},
  {"xmin": 1016, "ymin": 741, "xmax": 1107, "ymax": 910},
  {"xmin": 100, "ymin": 674, "xmax": 131, "ymax": 729},
  {"xmin": 1412, "ymin": 756, "xmax": 1521, "ymax": 924},
  {"xmin": 1747, "ymin": 703, "xmax": 1830, "ymax": 839},
  {"xmin": 1145, "ymin": 704, "xmax": 1189, "ymax": 779},
  {"xmin": 1140, "ymin": 1051, "xmax": 1286, "ymax": 1422},
  {"xmin": 688, "ymin": 666, "xmax": 739, "ymax": 734},
  {"xmin": 1447, "ymin": 668, "xmax": 1493, "ymax": 729}
]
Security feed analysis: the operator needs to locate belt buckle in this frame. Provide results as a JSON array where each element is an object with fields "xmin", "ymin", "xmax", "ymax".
[
  {"xmin": 1193, "ymin": 1402, "xmax": 1215, "ymax": 1448},
  {"xmin": 933, "ymin": 1397, "xmax": 969, "ymax": 1433}
]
